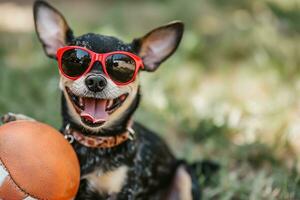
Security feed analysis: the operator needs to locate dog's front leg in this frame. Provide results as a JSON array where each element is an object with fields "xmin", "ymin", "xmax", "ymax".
[
  {"xmin": 115, "ymin": 174, "xmax": 139, "ymax": 200},
  {"xmin": 1, "ymin": 112, "xmax": 36, "ymax": 124},
  {"xmin": 75, "ymin": 179, "xmax": 107, "ymax": 200},
  {"xmin": 115, "ymin": 189, "xmax": 136, "ymax": 200}
]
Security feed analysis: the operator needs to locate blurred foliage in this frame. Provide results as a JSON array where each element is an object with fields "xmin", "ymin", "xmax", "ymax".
[{"xmin": 0, "ymin": 0, "xmax": 300, "ymax": 199}]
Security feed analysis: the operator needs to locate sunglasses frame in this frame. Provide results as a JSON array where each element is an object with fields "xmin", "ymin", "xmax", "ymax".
[{"xmin": 56, "ymin": 46, "xmax": 144, "ymax": 85}]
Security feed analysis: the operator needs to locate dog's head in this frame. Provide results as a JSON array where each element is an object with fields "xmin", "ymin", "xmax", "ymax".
[{"xmin": 33, "ymin": 1, "xmax": 184, "ymax": 133}]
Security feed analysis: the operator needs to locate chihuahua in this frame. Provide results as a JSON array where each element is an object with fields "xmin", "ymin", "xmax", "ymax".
[{"xmin": 2, "ymin": 1, "xmax": 218, "ymax": 199}]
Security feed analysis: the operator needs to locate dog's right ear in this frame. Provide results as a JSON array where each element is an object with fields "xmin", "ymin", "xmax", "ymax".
[
  {"xmin": 132, "ymin": 21, "xmax": 184, "ymax": 72},
  {"xmin": 33, "ymin": 1, "xmax": 73, "ymax": 58}
]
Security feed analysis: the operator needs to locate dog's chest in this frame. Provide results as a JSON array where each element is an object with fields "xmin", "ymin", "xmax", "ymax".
[{"xmin": 83, "ymin": 166, "xmax": 128, "ymax": 195}]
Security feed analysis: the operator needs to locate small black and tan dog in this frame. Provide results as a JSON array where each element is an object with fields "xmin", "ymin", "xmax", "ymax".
[{"xmin": 1, "ymin": 1, "xmax": 218, "ymax": 199}]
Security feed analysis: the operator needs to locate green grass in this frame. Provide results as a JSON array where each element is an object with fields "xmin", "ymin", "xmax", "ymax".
[{"xmin": 0, "ymin": 0, "xmax": 300, "ymax": 199}]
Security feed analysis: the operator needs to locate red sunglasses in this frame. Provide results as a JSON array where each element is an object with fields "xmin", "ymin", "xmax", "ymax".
[{"xmin": 56, "ymin": 46, "xmax": 144, "ymax": 85}]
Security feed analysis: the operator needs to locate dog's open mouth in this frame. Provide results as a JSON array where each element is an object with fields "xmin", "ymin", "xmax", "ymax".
[{"xmin": 66, "ymin": 87, "xmax": 128, "ymax": 126}]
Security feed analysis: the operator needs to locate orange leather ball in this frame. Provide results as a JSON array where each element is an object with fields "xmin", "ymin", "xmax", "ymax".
[{"xmin": 0, "ymin": 120, "xmax": 80, "ymax": 200}]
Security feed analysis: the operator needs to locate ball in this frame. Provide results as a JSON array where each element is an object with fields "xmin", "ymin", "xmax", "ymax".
[{"xmin": 0, "ymin": 120, "xmax": 80, "ymax": 200}]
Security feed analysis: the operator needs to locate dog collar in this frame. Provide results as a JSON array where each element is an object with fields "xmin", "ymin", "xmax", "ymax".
[{"xmin": 63, "ymin": 124, "xmax": 135, "ymax": 148}]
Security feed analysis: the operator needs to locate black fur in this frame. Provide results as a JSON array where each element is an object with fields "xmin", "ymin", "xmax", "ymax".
[
  {"xmin": 57, "ymin": 20, "xmax": 200, "ymax": 200},
  {"xmin": 61, "ymin": 87, "xmax": 198, "ymax": 199},
  {"xmin": 70, "ymin": 33, "xmax": 134, "ymax": 54},
  {"xmin": 32, "ymin": 1, "xmax": 216, "ymax": 199},
  {"xmin": 58, "ymin": 34, "xmax": 204, "ymax": 199}
]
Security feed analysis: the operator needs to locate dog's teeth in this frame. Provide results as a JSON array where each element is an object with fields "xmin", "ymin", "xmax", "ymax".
[
  {"xmin": 79, "ymin": 97, "xmax": 84, "ymax": 107},
  {"xmin": 120, "ymin": 94, "xmax": 126, "ymax": 101},
  {"xmin": 107, "ymin": 100, "xmax": 113, "ymax": 108},
  {"xmin": 105, "ymin": 100, "xmax": 109, "ymax": 109}
]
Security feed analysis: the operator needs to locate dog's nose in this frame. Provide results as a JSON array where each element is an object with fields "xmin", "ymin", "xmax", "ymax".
[{"xmin": 85, "ymin": 74, "xmax": 107, "ymax": 92}]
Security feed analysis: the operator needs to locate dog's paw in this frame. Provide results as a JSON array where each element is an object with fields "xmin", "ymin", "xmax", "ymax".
[
  {"xmin": 1, "ymin": 113, "xmax": 35, "ymax": 124},
  {"xmin": 1, "ymin": 112, "xmax": 17, "ymax": 123}
]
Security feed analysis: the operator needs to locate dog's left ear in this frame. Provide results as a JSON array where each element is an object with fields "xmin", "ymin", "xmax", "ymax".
[
  {"xmin": 33, "ymin": 1, "xmax": 73, "ymax": 58},
  {"xmin": 132, "ymin": 21, "xmax": 184, "ymax": 72}
]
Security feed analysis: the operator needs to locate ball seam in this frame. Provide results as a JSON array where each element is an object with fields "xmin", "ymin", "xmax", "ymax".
[{"xmin": 0, "ymin": 157, "xmax": 46, "ymax": 200}]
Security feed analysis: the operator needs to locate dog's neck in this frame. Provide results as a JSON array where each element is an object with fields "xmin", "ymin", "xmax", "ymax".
[{"xmin": 60, "ymin": 92, "xmax": 141, "ymax": 174}]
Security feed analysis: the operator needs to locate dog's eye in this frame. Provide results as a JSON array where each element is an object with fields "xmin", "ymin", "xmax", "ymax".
[
  {"xmin": 105, "ymin": 54, "xmax": 136, "ymax": 83},
  {"xmin": 61, "ymin": 49, "xmax": 91, "ymax": 77}
]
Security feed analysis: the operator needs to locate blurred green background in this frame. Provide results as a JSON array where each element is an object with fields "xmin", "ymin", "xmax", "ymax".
[{"xmin": 0, "ymin": 0, "xmax": 299, "ymax": 199}]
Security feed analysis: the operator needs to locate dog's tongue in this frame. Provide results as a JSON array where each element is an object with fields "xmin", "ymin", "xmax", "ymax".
[{"xmin": 80, "ymin": 98, "xmax": 109, "ymax": 123}]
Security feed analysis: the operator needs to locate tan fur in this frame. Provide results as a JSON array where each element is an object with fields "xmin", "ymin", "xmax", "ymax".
[
  {"xmin": 103, "ymin": 76, "xmax": 139, "ymax": 129},
  {"xmin": 166, "ymin": 166, "xmax": 193, "ymax": 200},
  {"xmin": 83, "ymin": 166, "xmax": 128, "ymax": 195}
]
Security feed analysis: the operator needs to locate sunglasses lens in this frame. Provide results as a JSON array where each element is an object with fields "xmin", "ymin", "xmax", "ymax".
[
  {"xmin": 61, "ymin": 48, "xmax": 91, "ymax": 78},
  {"xmin": 105, "ymin": 54, "xmax": 136, "ymax": 83}
]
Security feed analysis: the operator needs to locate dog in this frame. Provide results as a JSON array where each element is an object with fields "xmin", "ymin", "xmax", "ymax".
[{"xmin": 1, "ymin": 1, "xmax": 218, "ymax": 199}]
